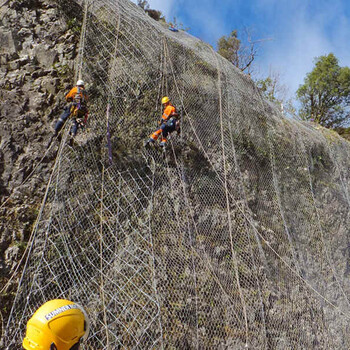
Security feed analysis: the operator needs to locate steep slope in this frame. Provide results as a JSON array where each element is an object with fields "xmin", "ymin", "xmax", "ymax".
[
  {"xmin": 0, "ymin": 0, "xmax": 79, "ymax": 331},
  {"xmin": 2, "ymin": 0, "xmax": 350, "ymax": 349}
]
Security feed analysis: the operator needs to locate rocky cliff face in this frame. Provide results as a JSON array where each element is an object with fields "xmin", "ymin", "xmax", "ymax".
[
  {"xmin": 0, "ymin": 0, "xmax": 78, "ymax": 317},
  {"xmin": 2, "ymin": 0, "xmax": 350, "ymax": 349}
]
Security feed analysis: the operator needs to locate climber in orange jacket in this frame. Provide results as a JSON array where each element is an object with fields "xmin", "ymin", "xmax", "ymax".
[
  {"xmin": 145, "ymin": 96, "xmax": 180, "ymax": 148},
  {"xmin": 54, "ymin": 80, "xmax": 89, "ymax": 137}
]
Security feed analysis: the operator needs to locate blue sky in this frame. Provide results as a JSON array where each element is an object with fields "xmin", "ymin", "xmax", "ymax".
[{"xmin": 133, "ymin": 0, "xmax": 350, "ymax": 101}]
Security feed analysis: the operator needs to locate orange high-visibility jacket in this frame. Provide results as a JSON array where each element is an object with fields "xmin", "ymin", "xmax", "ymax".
[
  {"xmin": 161, "ymin": 104, "xmax": 176, "ymax": 122},
  {"xmin": 65, "ymin": 86, "xmax": 89, "ymax": 103}
]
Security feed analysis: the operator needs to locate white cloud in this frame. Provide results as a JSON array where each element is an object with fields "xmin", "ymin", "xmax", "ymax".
[
  {"xmin": 256, "ymin": 0, "xmax": 350, "ymax": 98},
  {"xmin": 131, "ymin": 0, "xmax": 350, "ymax": 101},
  {"xmin": 260, "ymin": 23, "xmax": 331, "ymax": 97}
]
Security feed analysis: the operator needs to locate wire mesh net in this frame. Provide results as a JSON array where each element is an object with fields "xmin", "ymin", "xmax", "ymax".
[{"xmin": 3, "ymin": 0, "xmax": 350, "ymax": 349}]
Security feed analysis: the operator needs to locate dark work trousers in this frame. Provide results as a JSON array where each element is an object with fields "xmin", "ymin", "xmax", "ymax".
[
  {"xmin": 55, "ymin": 105, "xmax": 81, "ymax": 137},
  {"xmin": 70, "ymin": 119, "xmax": 79, "ymax": 136},
  {"xmin": 55, "ymin": 105, "xmax": 71, "ymax": 135},
  {"xmin": 161, "ymin": 121, "xmax": 177, "ymax": 139}
]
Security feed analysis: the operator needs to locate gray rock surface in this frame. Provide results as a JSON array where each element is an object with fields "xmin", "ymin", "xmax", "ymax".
[
  {"xmin": 0, "ymin": 0, "xmax": 79, "ymax": 323},
  {"xmin": 1, "ymin": 0, "xmax": 350, "ymax": 349}
]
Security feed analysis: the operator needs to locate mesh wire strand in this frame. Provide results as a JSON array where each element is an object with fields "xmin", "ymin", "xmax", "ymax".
[{"xmin": 3, "ymin": 0, "xmax": 350, "ymax": 349}]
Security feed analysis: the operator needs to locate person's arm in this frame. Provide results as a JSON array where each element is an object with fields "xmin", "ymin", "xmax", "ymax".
[
  {"xmin": 170, "ymin": 106, "xmax": 179, "ymax": 118},
  {"xmin": 83, "ymin": 89, "xmax": 89, "ymax": 103},
  {"xmin": 162, "ymin": 105, "xmax": 175, "ymax": 121},
  {"xmin": 65, "ymin": 87, "xmax": 77, "ymax": 102}
]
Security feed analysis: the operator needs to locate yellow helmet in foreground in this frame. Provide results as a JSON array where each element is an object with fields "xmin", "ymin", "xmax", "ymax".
[
  {"xmin": 22, "ymin": 299, "xmax": 89, "ymax": 350},
  {"xmin": 161, "ymin": 96, "xmax": 170, "ymax": 104}
]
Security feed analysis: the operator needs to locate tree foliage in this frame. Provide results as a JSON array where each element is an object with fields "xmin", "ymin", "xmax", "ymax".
[
  {"xmin": 297, "ymin": 53, "xmax": 350, "ymax": 128},
  {"xmin": 137, "ymin": 0, "xmax": 149, "ymax": 10},
  {"xmin": 256, "ymin": 71, "xmax": 296, "ymax": 117},
  {"xmin": 146, "ymin": 9, "xmax": 163, "ymax": 21},
  {"xmin": 137, "ymin": 0, "xmax": 164, "ymax": 21},
  {"xmin": 257, "ymin": 76, "xmax": 281, "ymax": 103},
  {"xmin": 217, "ymin": 30, "xmax": 241, "ymax": 67},
  {"xmin": 217, "ymin": 29, "xmax": 268, "ymax": 74}
]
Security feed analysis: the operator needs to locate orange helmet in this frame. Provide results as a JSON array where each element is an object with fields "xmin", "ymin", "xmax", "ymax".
[{"xmin": 22, "ymin": 299, "xmax": 89, "ymax": 350}]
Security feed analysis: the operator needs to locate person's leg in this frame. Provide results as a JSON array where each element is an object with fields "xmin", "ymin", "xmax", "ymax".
[
  {"xmin": 160, "ymin": 125, "xmax": 169, "ymax": 147},
  {"xmin": 149, "ymin": 128, "xmax": 162, "ymax": 142},
  {"xmin": 54, "ymin": 105, "xmax": 71, "ymax": 135},
  {"xmin": 70, "ymin": 119, "xmax": 79, "ymax": 136}
]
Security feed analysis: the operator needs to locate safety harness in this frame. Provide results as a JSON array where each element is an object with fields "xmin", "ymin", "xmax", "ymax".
[{"xmin": 70, "ymin": 86, "xmax": 88, "ymax": 119}]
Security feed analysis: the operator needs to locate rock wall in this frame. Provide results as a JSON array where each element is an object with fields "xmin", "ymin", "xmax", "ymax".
[
  {"xmin": 0, "ymin": 0, "xmax": 79, "ymax": 319},
  {"xmin": 2, "ymin": 0, "xmax": 350, "ymax": 349}
]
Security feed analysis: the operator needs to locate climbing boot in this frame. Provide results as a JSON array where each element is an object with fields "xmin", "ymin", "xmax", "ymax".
[{"xmin": 144, "ymin": 138, "xmax": 155, "ymax": 148}]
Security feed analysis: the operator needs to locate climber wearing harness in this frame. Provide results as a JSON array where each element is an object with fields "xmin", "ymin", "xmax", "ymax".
[
  {"xmin": 169, "ymin": 24, "xmax": 179, "ymax": 32},
  {"xmin": 54, "ymin": 80, "xmax": 89, "ymax": 137},
  {"xmin": 22, "ymin": 299, "xmax": 90, "ymax": 350},
  {"xmin": 145, "ymin": 96, "xmax": 180, "ymax": 148}
]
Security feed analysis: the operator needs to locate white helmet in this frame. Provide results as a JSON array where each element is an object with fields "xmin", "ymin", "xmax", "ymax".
[{"xmin": 76, "ymin": 80, "xmax": 85, "ymax": 86}]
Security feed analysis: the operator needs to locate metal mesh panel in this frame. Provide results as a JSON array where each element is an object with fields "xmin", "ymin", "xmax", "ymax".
[{"xmin": 3, "ymin": 0, "xmax": 350, "ymax": 349}]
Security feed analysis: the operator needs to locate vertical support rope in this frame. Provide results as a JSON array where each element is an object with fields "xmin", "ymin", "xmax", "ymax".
[
  {"xmin": 75, "ymin": 0, "xmax": 89, "ymax": 81},
  {"xmin": 100, "ymin": 164, "xmax": 110, "ymax": 349},
  {"xmin": 106, "ymin": 103, "xmax": 113, "ymax": 165},
  {"xmin": 163, "ymin": 37, "xmax": 350, "ymax": 328},
  {"xmin": 4, "ymin": 126, "xmax": 69, "ymax": 340},
  {"xmin": 267, "ymin": 129, "xmax": 301, "ymax": 274},
  {"xmin": 163, "ymin": 38, "xmax": 168, "ymax": 97},
  {"xmin": 298, "ymin": 132, "xmax": 350, "ymax": 309},
  {"xmin": 111, "ymin": 0, "xmax": 121, "ymax": 96},
  {"xmin": 164, "ymin": 144, "xmax": 200, "ymax": 349},
  {"xmin": 212, "ymin": 49, "xmax": 249, "ymax": 347},
  {"xmin": 146, "ymin": 158, "xmax": 164, "ymax": 349},
  {"xmin": 6, "ymin": 0, "xmax": 350, "ymax": 347}
]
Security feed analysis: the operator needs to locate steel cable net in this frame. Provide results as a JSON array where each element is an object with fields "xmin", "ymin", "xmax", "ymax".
[{"xmin": 4, "ymin": 0, "xmax": 350, "ymax": 348}]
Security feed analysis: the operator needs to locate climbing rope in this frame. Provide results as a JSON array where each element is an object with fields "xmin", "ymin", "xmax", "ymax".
[
  {"xmin": 75, "ymin": 0, "xmax": 89, "ymax": 81},
  {"xmin": 163, "ymin": 34, "xmax": 350, "ymax": 323},
  {"xmin": 5, "ymin": 1, "xmax": 350, "ymax": 348}
]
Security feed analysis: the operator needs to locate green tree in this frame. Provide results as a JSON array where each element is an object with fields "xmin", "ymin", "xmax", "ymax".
[
  {"xmin": 217, "ymin": 30, "xmax": 241, "ymax": 67},
  {"xmin": 137, "ymin": 0, "xmax": 165, "ymax": 22},
  {"xmin": 297, "ymin": 53, "xmax": 350, "ymax": 128},
  {"xmin": 146, "ymin": 9, "xmax": 163, "ymax": 21},
  {"xmin": 217, "ymin": 29, "xmax": 269, "ymax": 74},
  {"xmin": 257, "ymin": 76, "xmax": 280, "ymax": 103},
  {"xmin": 256, "ymin": 71, "xmax": 296, "ymax": 117},
  {"xmin": 137, "ymin": 0, "xmax": 149, "ymax": 10}
]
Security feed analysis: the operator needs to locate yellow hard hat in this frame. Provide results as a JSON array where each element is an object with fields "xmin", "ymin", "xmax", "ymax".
[
  {"xmin": 161, "ymin": 96, "xmax": 170, "ymax": 104},
  {"xmin": 22, "ymin": 299, "xmax": 90, "ymax": 350}
]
